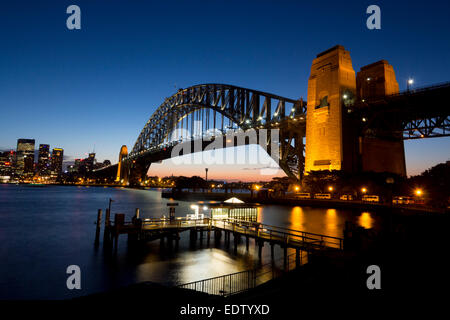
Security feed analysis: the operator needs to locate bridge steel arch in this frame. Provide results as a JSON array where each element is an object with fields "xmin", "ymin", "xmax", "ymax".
[{"xmin": 124, "ymin": 84, "xmax": 307, "ymax": 185}]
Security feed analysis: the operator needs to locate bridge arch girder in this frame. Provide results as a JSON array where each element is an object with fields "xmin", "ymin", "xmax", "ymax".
[{"xmin": 129, "ymin": 84, "xmax": 305, "ymax": 158}]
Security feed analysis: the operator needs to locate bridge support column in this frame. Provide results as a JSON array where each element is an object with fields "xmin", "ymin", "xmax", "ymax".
[
  {"xmin": 283, "ymin": 246, "xmax": 288, "ymax": 270},
  {"xmin": 246, "ymin": 236, "xmax": 249, "ymax": 251}
]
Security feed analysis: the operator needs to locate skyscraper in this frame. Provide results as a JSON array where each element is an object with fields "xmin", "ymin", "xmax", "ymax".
[
  {"xmin": 0, "ymin": 150, "xmax": 15, "ymax": 180},
  {"xmin": 51, "ymin": 148, "xmax": 64, "ymax": 178},
  {"xmin": 37, "ymin": 144, "xmax": 50, "ymax": 176},
  {"xmin": 16, "ymin": 139, "xmax": 35, "ymax": 176}
]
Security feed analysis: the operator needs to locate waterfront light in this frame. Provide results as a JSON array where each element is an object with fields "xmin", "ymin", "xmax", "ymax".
[
  {"xmin": 328, "ymin": 186, "xmax": 333, "ymax": 192},
  {"xmin": 407, "ymin": 78, "xmax": 414, "ymax": 91},
  {"xmin": 294, "ymin": 185, "xmax": 300, "ymax": 192},
  {"xmin": 361, "ymin": 187, "xmax": 367, "ymax": 193},
  {"xmin": 254, "ymin": 185, "xmax": 261, "ymax": 191},
  {"xmin": 415, "ymin": 189, "xmax": 423, "ymax": 196}
]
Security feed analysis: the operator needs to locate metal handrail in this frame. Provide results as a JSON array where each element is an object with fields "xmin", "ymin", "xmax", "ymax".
[
  {"xmin": 117, "ymin": 217, "xmax": 343, "ymax": 249},
  {"xmin": 177, "ymin": 253, "xmax": 299, "ymax": 296},
  {"xmin": 211, "ymin": 218, "xmax": 343, "ymax": 249}
]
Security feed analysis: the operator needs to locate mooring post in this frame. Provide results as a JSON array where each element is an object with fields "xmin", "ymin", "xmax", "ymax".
[
  {"xmin": 135, "ymin": 208, "xmax": 140, "ymax": 219},
  {"xmin": 95, "ymin": 209, "xmax": 102, "ymax": 246},
  {"xmin": 103, "ymin": 208, "xmax": 111, "ymax": 244}
]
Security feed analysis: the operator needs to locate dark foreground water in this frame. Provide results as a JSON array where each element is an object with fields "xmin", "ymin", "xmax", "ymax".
[{"xmin": 0, "ymin": 184, "xmax": 381, "ymax": 299}]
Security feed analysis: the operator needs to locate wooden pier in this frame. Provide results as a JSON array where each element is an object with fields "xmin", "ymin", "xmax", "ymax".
[{"xmin": 97, "ymin": 210, "xmax": 343, "ymax": 265}]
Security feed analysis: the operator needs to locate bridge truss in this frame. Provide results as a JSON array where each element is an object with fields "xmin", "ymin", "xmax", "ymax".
[
  {"xmin": 355, "ymin": 82, "xmax": 450, "ymax": 140},
  {"xmin": 127, "ymin": 84, "xmax": 307, "ymax": 183}
]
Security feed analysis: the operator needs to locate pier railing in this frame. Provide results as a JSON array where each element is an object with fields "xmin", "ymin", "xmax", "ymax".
[
  {"xmin": 141, "ymin": 217, "xmax": 210, "ymax": 229},
  {"xmin": 178, "ymin": 269, "xmax": 256, "ymax": 297},
  {"xmin": 211, "ymin": 218, "xmax": 343, "ymax": 250},
  {"xmin": 116, "ymin": 217, "xmax": 343, "ymax": 250},
  {"xmin": 178, "ymin": 253, "xmax": 299, "ymax": 297}
]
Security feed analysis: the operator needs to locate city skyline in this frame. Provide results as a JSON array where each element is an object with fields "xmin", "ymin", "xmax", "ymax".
[{"xmin": 1, "ymin": 1, "xmax": 450, "ymax": 180}]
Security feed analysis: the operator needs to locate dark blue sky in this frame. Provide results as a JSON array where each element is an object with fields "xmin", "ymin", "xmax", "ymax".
[{"xmin": 1, "ymin": 0, "xmax": 449, "ymax": 178}]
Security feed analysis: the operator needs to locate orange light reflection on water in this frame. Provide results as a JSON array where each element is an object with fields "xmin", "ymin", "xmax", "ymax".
[
  {"xmin": 289, "ymin": 206, "xmax": 305, "ymax": 231},
  {"xmin": 325, "ymin": 209, "xmax": 339, "ymax": 236},
  {"xmin": 358, "ymin": 212, "xmax": 374, "ymax": 229}
]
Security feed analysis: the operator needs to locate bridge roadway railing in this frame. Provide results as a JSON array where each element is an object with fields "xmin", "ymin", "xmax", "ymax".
[{"xmin": 135, "ymin": 217, "xmax": 343, "ymax": 250}]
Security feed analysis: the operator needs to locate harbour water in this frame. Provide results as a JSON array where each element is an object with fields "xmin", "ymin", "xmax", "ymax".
[{"xmin": 0, "ymin": 184, "xmax": 381, "ymax": 299}]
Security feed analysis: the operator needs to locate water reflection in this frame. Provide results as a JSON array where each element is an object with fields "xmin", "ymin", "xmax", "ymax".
[
  {"xmin": 325, "ymin": 209, "xmax": 339, "ymax": 237},
  {"xmin": 0, "ymin": 185, "xmax": 382, "ymax": 299},
  {"xmin": 358, "ymin": 212, "xmax": 374, "ymax": 229},
  {"xmin": 289, "ymin": 206, "xmax": 305, "ymax": 231}
]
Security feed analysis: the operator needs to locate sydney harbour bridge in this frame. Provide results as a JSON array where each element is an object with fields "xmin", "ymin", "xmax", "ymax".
[{"xmin": 94, "ymin": 45, "xmax": 450, "ymax": 186}]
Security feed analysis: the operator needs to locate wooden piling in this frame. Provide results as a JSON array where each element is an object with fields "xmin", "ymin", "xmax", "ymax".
[
  {"xmin": 233, "ymin": 233, "xmax": 239, "ymax": 252},
  {"xmin": 95, "ymin": 209, "xmax": 102, "ymax": 246},
  {"xmin": 103, "ymin": 208, "xmax": 111, "ymax": 244},
  {"xmin": 258, "ymin": 241, "xmax": 263, "ymax": 260},
  {"xmin": 296, "ymin": 248, "xmax": 301, "ymax": 267}
]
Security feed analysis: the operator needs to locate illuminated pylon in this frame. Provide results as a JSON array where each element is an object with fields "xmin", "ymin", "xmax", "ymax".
[{"xmin": 116, "ymin": 145, "xmax": 128, "ymax": 183}]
